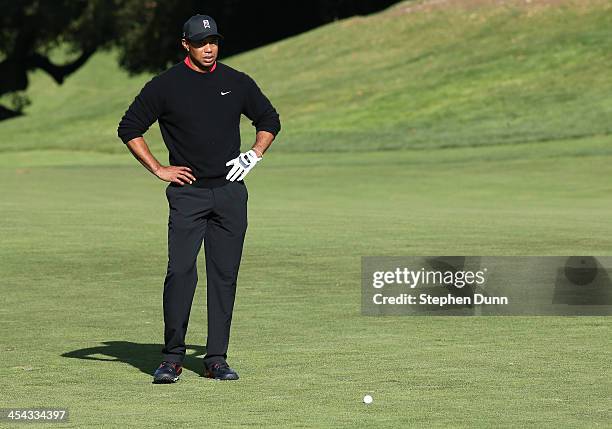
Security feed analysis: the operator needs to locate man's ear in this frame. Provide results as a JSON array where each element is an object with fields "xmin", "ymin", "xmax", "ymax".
[{"xmin": 181, "ymin": 39, "xmax": 189, "ymax": 51}]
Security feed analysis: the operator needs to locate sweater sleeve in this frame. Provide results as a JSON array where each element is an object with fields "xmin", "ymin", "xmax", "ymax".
[
  {"xmin": 242, "ymin": 76, "xmax": 281, "ymax": 137},
  {"xmin": 117, "ymin": 77, "xmax": 165, "ymax": 144}
]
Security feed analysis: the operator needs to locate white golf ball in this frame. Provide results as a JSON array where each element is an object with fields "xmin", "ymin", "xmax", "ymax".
[{"xmin": 363, "ymin": 394, "xmax": 373, "ymax": 404}]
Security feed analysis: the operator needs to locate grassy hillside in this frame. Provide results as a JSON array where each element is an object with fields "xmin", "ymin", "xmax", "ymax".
[{"xmin": 1, "ymin": 0, "xmax": 612, "ymax": 155}]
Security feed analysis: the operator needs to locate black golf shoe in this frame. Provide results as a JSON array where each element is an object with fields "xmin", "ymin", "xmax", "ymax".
[
  {"xmin": 204, "ymin": 360, "xmax": 239, "ymax": 380},
  {"xmin": 153, "ymin": 361, "xmax": 182, "ymax": 384}
]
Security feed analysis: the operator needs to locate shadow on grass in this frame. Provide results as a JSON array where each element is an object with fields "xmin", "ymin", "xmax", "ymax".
[{"xmin": 62, "ymin": 341, "xmax": 206, "ymax": 376}]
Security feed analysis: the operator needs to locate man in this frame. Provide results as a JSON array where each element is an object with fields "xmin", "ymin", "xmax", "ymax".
[{"xmin": 117, "ymin": 14, "xmax": 280, "ymax": 383}]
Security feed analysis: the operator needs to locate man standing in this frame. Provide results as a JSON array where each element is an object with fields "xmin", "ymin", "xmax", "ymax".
[{"xmin": 117, "ymin": 14, "xmax": 280, "ymax": 383}]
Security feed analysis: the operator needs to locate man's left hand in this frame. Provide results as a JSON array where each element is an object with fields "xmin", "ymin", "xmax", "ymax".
[{"xmin": 225, "ymin": 150, "xmax": 262, "ymax": 181}]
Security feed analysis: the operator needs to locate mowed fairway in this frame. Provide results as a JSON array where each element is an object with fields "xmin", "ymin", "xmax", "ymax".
[
  {"xmin": 1, "ymin": 0, "xmax": 612, "ymax": 426},
  {"xmin": 1, "ymin": 143, "xmax": 611, "ymax": 427}
]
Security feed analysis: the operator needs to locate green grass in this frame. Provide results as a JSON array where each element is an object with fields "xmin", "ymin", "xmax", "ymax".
[
  {"xmin": 1, "ymin": 0, "xmax": 611, "ymax": 427},
  {"xmin": 1, "ymin": 149, "xmax": 611, "ymax": 427}
]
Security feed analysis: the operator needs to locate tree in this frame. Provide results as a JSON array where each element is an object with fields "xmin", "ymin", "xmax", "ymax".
[{"xmin": 0, "ymin": 0, "xmax": 118, "ymax": 119}]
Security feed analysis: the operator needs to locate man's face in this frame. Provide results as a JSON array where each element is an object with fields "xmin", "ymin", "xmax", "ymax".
[{"xmin": 182, "ymin": 36, "xmax": 219, "ymax": 69}]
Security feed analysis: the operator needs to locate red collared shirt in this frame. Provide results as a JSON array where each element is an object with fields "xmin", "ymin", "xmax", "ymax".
[{"xmin": 184, "ymin": 56, "xmax": 217, "ymax": 73}]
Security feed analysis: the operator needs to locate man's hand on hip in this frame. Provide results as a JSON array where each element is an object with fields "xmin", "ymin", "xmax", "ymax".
[
  {"xmin": 155, "ymin": 165, "xmax": 197, "ymax": 185},
  {"xmin": 225, "ymin": 150, "xmax": 262, "ymax": 182}
]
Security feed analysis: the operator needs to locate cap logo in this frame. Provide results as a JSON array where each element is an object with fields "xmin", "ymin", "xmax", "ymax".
[{"xmin": 203, "ymin": 19, "xmax": 211, "ymax": 29}]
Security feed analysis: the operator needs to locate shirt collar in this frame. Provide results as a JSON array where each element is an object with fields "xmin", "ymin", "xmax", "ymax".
[{"xmin": 184, "ymin": 56, "xmax": 217, "ymax": 73}]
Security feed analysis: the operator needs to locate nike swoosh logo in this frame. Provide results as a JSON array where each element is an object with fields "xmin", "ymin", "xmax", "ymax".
[{"xmin": 221, "ymin": 91, "xmax": 231, "ymax": 95}]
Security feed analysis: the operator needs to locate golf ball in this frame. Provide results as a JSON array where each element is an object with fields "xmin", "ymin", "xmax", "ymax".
[{"xmin": 363, "ymin": 394, "xmax": 373, "ymax": 404}]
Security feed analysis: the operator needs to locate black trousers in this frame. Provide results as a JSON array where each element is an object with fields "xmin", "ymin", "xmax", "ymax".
[{"xmin": 161, "ymin": 180, "xmax": 248, "ymax": 364}]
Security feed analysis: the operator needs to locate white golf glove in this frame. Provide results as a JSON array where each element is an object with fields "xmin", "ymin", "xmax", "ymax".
[{"xmin": 225, "ymin": 150, "xmax": 262, "ymax": 181}]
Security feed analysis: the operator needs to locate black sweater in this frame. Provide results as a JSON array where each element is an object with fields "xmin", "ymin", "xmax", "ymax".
[{"xmin": 117, "ymin": 61, "xmax": 281, "ymax": 188}]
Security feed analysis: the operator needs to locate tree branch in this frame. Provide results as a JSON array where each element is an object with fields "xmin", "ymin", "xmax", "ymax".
[{"xmin": 26, "ymin": 49, "xmax": 96, "ymax": 85}]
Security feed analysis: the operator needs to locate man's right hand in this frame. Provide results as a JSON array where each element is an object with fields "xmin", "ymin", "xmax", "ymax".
[
  {"xmin": 155, "ymin": 165, "xmax": 197, "ymax": 185},
  {"xmin": 125, "ymin": 138, "xmax": 196, "ymax": 185}
]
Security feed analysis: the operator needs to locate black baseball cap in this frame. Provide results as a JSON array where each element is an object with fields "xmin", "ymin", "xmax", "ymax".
[{"xmin": 182, "ymin": 14, "xmax": 223, "ymax": 41}]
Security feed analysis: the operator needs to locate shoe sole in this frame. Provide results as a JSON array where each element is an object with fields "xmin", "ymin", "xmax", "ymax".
[
  {"xmin": 153, "ymin": 375, "xmax": 180, "ymax": 384},
  {"xmin": 205, "ymin": 371, "xmax": 239, "ymax": 380}
]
